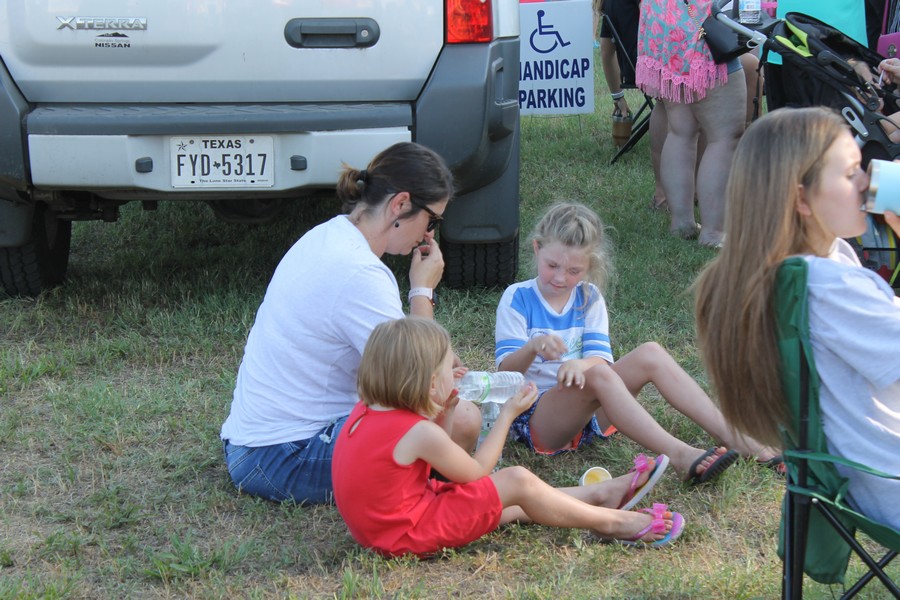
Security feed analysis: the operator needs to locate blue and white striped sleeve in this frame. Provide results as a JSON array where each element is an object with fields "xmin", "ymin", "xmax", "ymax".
[
  {"xmin": 495, "ymin": 285, "xmax": 528, "ymax": 366},
  {"xmin": 582, "ymin": 287, "xmax": 614, "ymax": 363}
]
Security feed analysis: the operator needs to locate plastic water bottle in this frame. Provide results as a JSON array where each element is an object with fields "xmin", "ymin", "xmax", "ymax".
[
  {"xmin": 456, "ymin": 371, "xmax": 525, "ymax": 451},
  {"xmin": 456, "ymin": 370, "xmax": 525, "ymax": 404},
  {"xmin": 738, "ymin": 0, "xmax": 761, "ymax": 25}
]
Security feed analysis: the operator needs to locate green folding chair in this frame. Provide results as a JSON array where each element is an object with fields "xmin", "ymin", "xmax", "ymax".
[{"xmin": 774, "ymin": 257, "xmax": 900, "ymax": 599}]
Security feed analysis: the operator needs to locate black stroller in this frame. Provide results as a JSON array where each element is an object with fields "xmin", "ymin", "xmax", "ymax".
[
  {"xmin": 715, "ymin": 6, "xmax": 900, "ymax": 286},
  {"xmin": 764, "ymin": 12, "xmax": 900, "ymax": 165}
]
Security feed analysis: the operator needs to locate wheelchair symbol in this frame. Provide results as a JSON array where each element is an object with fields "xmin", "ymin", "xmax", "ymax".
[{"xmin": 529, "ymin": 10, "xmax": 571, "ymax": 54}]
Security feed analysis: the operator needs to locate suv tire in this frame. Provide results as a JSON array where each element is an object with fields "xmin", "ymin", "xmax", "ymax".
[
  {"xmin": 0, "ymin": 203, "xmax": 71, "ymax": 297},
  {"xmin": 438, "ymin": 115, "xmax": 521, "ymax": 289},
  {"xmin": 441, "ymin": 235, "xmax": 519, "ymax": 289}
]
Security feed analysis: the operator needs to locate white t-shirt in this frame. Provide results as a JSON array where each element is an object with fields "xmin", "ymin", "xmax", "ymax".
[
  {"xmin": 805, "ymin": 239, "xmax": 900, "ymax": 528},
  {"xmin": 221, "ymin": 215, "xmax": 403, "ymax": 446},
  {"xmin": 495, "ymin": 278, "xmax": 614, "ymax": 392}
]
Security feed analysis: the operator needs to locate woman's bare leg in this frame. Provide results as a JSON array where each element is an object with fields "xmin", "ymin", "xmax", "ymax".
[
  {"xmin": 740, "ymin": 53, "xmax": 762, "ymax": 127},
  {"xmin": 693, "ymin": 72, "xmax": 746, "ymax": 246},
  {"xmin": 650, "ymin": 102, "xmax": 667, "ymax": 208},
  {"xmin": 660, "ymin": 99, "xmax": 700, "ymax": 237},
  {"xmin": 600, "ymin": 38, "xmax": 630, "ymax": 116}
]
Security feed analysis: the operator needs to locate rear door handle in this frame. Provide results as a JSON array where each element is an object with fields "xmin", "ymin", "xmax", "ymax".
[{"xmin": 284, "ymin": 18, "xmax": 379, "ymax": 48}]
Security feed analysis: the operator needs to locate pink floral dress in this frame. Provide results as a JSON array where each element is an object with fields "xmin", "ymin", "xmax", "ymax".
[{"xmin": 635, "ymin": 0, "xmax": 728, "ymax": 103}]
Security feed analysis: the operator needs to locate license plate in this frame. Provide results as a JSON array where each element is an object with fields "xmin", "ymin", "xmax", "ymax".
[{"xmin": 170, "ymin": 135, "xmax": 274, "ymax": 188}]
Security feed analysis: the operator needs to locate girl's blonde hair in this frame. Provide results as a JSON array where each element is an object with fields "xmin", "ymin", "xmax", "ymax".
[
  {"xmin": 530, "ymin": 201, "xmax": 612, "ymax": 295},
  {"xmin": 357, "ymin": 317, "xmax": 451, "ymax": 418},
  {"xmin": 694, "ymin": 107, "xmax": 848, "ymax": 447}
]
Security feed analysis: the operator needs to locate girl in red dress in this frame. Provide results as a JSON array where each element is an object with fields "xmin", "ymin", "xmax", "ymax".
[{"xmin": 331, "ymin": 317, "xmax": 684, "ymax": 557}]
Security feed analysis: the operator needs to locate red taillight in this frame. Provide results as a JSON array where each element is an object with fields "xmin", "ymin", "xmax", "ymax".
[{"xmin": 446, "ymin": 0, "xmax": 492, "ymax": 44}]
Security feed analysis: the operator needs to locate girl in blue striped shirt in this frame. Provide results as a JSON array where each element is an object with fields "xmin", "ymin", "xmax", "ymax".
[{"xmin": 495, "ymin": 202, "xmax": 775, "ymax": 482}]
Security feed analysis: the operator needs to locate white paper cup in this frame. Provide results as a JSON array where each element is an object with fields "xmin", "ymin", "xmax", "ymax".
[
  {"xmin": 866, "ymin": 159, "xmax": 900, "ymax": 214},
  {"xmin": 579, "ymin": 466, "xmax": 612, "ymax": 486}
]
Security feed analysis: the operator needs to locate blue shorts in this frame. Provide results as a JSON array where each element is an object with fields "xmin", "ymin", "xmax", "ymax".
[
  {"xmin": 509, "ymin": 391, "xmax": 610, "ymax": 456},
  {"xmin": 726, "ymin": 57, "xmax": 743, "ymax": 74},
  {"xmin": 222, "ymin": 416, "xmax": 348, "ymax": 505}
]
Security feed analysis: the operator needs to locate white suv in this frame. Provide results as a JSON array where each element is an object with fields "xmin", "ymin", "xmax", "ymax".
[{"xmin": 0, "ymin": 1, "xmax": 521, "ymax": 296}]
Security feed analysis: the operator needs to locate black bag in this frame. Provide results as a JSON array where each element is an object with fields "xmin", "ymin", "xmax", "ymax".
[{"xmin": 701, "ymin": 12, "xmax": 750, "ymax": 64}]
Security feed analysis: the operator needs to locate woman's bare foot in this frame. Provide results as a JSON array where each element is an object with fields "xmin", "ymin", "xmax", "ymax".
[
  {"xmin": 650, "ymin": 195, "xmax": 668, "ymax": 212},
  {"xmin": 698, "ymin": 230, "xmax": 724, "ymax": 249},
  {"xmin": 670, "ymin": 221, "xmax": 701, "ymax": 240}
]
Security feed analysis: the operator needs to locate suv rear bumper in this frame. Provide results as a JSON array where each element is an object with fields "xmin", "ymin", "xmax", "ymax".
[{"xmin": 26, "ymin": 103, "xmax": 411, "ymax": 194}]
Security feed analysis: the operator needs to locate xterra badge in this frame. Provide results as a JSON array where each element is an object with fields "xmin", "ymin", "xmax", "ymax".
[{"xmin": 57, "ymin": 17, "xmax": 147, "ymax": 31}]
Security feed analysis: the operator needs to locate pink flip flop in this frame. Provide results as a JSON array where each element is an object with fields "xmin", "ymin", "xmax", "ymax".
[
  {"xmin": 619, "ymin": 453, "xmax": 669, "ymax": 510},
  {"xmin": 621, "ymin": 503, "xmax": 685, "ymax": 548}
]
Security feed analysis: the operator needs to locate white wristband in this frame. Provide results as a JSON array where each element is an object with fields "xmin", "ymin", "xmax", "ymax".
[{"xmin": 408, "ymin": 287, "xmax": 434, "ymax": 304}]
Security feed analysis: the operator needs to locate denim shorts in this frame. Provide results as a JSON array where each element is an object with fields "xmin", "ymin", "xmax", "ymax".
[{"xmin": 222, "ymin": 416, "xmax": 348, "ymax": 505}]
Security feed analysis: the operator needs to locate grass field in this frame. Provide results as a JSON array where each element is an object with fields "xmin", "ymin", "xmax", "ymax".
[{"xmin": 2, "ymin": 70, "xmax": 897, "ymax": 598}]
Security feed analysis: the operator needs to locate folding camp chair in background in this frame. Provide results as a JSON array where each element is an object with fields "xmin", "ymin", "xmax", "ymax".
[
  {"xmin": 600, "ymin": 10, "xmax": 654, "ymax": 164},
  {"xmin": 774, "ymin": 258, "xmax": 900, "ymax": 599}
]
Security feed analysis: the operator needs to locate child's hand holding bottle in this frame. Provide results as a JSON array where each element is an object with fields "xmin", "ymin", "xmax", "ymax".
[
  {"xmin": 474, "ymin": 382, "xmax": 537, "ymax": 472},
  {"xmin": 440, "ymin": 388, "xmax": 460, "ymax": 412},
  {"xmin": 500, "ymin": 381, "xmax": 539, "ymax": 419}
]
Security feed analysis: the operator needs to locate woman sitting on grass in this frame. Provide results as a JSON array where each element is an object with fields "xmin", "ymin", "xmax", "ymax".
[
  {"xmin": 220, "ymin": 142, "xmax": 480, "ymax": 506},
  {"xmin": 495, "ymin": 202, "xmax": 778, "ymax": 481},
  {"xmin": 331, "ymin": 317, "xmax": 684, "ymax": 557}
]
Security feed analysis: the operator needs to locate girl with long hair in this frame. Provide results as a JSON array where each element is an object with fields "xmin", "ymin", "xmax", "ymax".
[{"xmin": 695, "ymin": 107, "xmax": 900, "ymax": 528}]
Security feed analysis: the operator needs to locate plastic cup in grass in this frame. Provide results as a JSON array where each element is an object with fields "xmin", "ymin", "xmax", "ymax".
[{"xmin": 579, "ymin": 466, "xmax": 612, "ymax": 486}]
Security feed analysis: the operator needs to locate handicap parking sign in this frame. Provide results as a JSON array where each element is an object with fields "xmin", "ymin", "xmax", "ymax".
[{"xmin": 519, "ymin": 0, "xmax": 594, "ymax": 116}]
